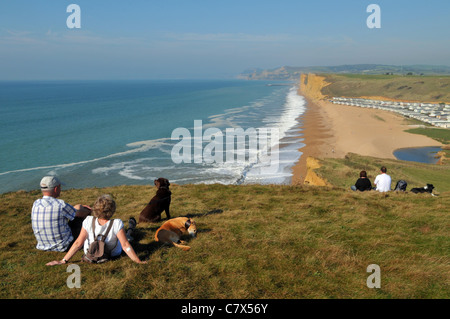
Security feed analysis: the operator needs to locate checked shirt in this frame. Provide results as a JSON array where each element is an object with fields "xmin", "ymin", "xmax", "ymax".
[{"xmin": 31, "ymin": 196, "xmax": 77, "ymax": 251}]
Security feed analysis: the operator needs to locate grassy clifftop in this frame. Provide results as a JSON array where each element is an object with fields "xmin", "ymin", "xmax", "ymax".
[
  {"xmin": 320, "ymin": 74, "xmax": 450, "ymax": 103},
  {"xmin": 316, "ymin": 152, "xmax": 450, "ymax": 193},
  {"xmin": 1, "ymin": 151, "xmax": 449, "ymax": 299}
]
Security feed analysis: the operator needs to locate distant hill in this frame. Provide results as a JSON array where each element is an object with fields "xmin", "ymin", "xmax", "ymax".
[
  {"xmin": 237, "ymin": 64, "xmax": 450, "ymax": 80},
  {"xmin": 321, "ymin": 73, "xmax": 450, "ymax": 103}
]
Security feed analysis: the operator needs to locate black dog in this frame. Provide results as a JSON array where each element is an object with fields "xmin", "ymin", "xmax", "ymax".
[
  {"xmin": 139, "ymin": 178, "xmax": 171, "ymax": 223},
  {"xmin": 410, "ymin": 184, "xmax": 435, "ymax": 194}
]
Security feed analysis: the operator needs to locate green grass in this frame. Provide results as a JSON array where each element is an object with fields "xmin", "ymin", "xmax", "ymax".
[
  {"xmin": 320, "ymin": 74, "xmax": 450, "ymax": 102},
  {"xmin": 316, "ymin": 152, "xmax": 450, "ymax": 193},
  {"xmin": 405, "ymin": 128, "xmax": 450, "ymax": 145},
  {"xmin": 1, "ymin": 175, "xmax": 449, "ymax": 299}
]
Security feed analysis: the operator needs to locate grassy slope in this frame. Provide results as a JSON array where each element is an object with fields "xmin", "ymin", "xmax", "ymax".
[
  {"xmin": 1, "ymin": 178, "xmax": 449, "ymax": 299},
  {"xmin": 405, "ymin": 128, "xmax": 450, "ymax": 145},
  {"xmin": 320, "ymin": 74, "xmax": 450, "ymax": 103},
  {"xmin": 316, "ymin": 153, "xmax": 450, "ymax": 193}
]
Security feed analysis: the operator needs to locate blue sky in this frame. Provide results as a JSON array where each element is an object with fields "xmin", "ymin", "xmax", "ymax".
[{"xmin": 0, "ymin": 0, "xmax": 449, "ymax": 80}]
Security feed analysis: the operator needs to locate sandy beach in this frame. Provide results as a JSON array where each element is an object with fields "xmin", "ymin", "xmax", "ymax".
[{"xmin": 291, "ymin": 75, "xmax": 443, "ymax": 185}]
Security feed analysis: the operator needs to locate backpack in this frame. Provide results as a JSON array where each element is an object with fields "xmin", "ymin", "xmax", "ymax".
[
  {"xmin": 394, "ymin": 180, "xmax": 407, "ymax": 192},
  {"xmin": 82, "ymin": 218, "xmax": 114, "ymax": 264}
]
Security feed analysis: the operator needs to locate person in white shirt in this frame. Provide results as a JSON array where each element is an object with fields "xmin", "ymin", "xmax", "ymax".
[
  {"xmin": 374, "ymin": 166, "xmax": 392, "ymax": 192},
  {"xmin": 46, "ymin": 194, "xmax": 146, "ymax": 265}
]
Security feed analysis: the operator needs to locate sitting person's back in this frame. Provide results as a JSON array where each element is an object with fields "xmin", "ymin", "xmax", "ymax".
[
  {"xmin": 31, "ymin": 176, "xmax": 91, "ymax": 252},
  {"xmin": 355, "ymin": 177, "xmax": 372, "ymax": 191},
  {"xmin": 82, "ymin": 215, "xmax": 123, "ymax": 258},
  {"xmin": 46, "ymin": 194, "xmax": 146, "ymax": 266},
  {"xmin": 351, "ymin": 170, "xmax": 372, "ymax": 191},
  {"xmin": 32, "ymin": 195, "xmax": 76, "ymax": 251},
  {"xmin": 374, "ymin": 166, "xmax": 392, "ymax": 192}
]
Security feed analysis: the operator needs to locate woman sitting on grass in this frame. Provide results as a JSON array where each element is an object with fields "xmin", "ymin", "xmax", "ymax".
[
  {"xmin": 46, "ymin": 194, "xmax": 146, "ymax": 265},
  {"xmin": 351, "ymin": 170, "xmax": 372, "ymax": 192}
]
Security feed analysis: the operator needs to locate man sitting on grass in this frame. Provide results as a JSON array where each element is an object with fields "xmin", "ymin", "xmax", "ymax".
[
  {"xmin": 374, "ymin": 166, "xmax": 392, "ymax": 192},
  {"xmin": 31, "ymin": 176, "xmax": 91, "ymax": 252}
]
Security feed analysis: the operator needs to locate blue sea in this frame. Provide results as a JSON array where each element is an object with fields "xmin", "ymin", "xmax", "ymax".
[{"xmin": 0, "ymin": 80, "xmax": 306, "ymax": 194}]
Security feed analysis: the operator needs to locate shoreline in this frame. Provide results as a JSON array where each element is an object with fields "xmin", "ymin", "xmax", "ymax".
[
  {"xmin": 291, "ymin": 75, "xmax": 444, "ymax": 185},
  {"xmin": 291, "ymin": 94, "xmax": 334, "ymax": 185}
]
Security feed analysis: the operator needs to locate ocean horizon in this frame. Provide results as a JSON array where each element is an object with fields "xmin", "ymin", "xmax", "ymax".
[{"xmin": 0, "ymin": 79, "xmax": 306, "ymax": 194}]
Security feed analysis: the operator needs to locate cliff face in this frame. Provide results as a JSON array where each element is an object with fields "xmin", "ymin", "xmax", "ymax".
[
  {"xmin": 299, "ymin": 73, "xmax": 329, "ymax": 101},
  {"xmin": 303, "ymin": 157, "xmax": 330, "ymax": 186},
  {"xmin": 297, "ymin": 74, "xmax": 332, "ymax": 187}
]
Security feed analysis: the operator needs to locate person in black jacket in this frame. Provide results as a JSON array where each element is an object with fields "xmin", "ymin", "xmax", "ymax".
[{"xmin": 351, "ymin": 170, "xmax": 372, "ymax": 191}]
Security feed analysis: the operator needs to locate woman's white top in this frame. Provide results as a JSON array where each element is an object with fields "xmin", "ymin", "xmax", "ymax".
[{"xmin": 82, "ymin": 216, "xmax": 124, "ymax": 257}]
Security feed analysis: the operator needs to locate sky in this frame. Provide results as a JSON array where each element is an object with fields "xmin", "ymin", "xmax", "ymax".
[{"xmin": 0, "ymin": 0, "xmax": 449, "ymax": 80}]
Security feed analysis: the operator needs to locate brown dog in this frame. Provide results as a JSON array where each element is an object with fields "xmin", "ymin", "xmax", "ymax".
[
  {"xmin": 155, "ymin": 217, "xmax": 197, "ymax": 251},
  {"xmin": 138, "ymin": 178, "xmax": 171, "ymax": 223}
]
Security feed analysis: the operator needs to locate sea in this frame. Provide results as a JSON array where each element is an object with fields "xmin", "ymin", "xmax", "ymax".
[{"xmin": 0, "ymin": 80, "xmax": 307, "ymax": 194}]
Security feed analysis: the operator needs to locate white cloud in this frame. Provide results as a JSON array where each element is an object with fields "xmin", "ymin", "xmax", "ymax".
[
  {"xmin": 0, "ymin": 29, "xmax": 44, "ymax": 45},
  {"xmin": 0, "ymin": 29, "xmax": 145, "ymax": 47},
  {"xmin": 163, "ymin": 32, "xmax": 295, "ymax": 43}
]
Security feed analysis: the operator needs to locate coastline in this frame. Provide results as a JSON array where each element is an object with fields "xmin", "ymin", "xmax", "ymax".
[
  {"xmin": 1, "ymin": 80, "xmax": 303, "ymax": 194},
  {"xmin": 291, "ymin": 74, "xmax": 444, "ymax": 185},
  {"xmin": 291, "ymin": 94, "xmax": 334, "ymax": 185}
]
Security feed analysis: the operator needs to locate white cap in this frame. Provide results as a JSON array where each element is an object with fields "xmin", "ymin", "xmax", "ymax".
[{"xmin": 40, "ymin": 176, "xmax": 65, "ymax": 190}]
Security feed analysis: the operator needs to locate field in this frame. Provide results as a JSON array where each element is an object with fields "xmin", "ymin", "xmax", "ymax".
[
  {"xmin": 1, "ymin": 152, "xmax": 449, "ymax": 299},
  {"xmin": 320, "ymin": 74, "xmax": 450, "ymax": 103},
  {"xmin": 405, "ymin": 127, "xmax": 450, "ymax": 145}
]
